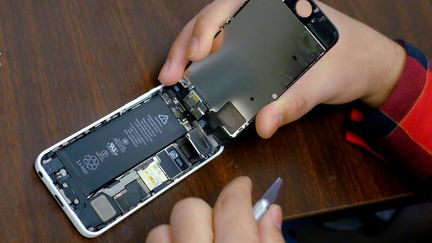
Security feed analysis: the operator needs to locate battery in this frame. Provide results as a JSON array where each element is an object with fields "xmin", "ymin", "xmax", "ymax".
[{"xmin": 56, "ymin": 95, "xmax": 186, "ymax": 196}]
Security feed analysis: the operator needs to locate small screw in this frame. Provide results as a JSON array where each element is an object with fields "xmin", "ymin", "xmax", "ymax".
[{"xmin": 59, "ymin": 169, "xmax": 67, "ymax": 177}]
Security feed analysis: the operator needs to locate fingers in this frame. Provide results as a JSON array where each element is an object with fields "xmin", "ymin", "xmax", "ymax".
[
  {"xmin": 258, "ymin": 205, "xmax": 285, "ymax": 243},
  {"xmin": 159, "ymin": 19, "xmax": 196, "ymax": 85},
  {"xmin": 148, "ymin": 177, "xmax": 282, "ymax": 243},
  {"xmin": 255, "ymin": 79, "xmax": 320, "ymax": 138},
  {"xmin": 213, "ymin": 176, "xmax": 259, "ymax": 243},
  {"xmin": 170, "ymin": 198, "xmax": 213, "ymax": 243},
  {"xmin": 146, "ymin": 224, "xmax": 171, "ymax": 243},
  {"xmin": 188, "ymin": 0, "xmax": 246, "ymax": 61},
  {"xmin": 159, "ymin": 0, "xmax": 246, "ymax": 85}
]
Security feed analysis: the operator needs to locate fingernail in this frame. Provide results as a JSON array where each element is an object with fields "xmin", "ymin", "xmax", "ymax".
[
  {"xmin": 188, "ymin": 37, "xmax": 199, "ymax": 59},
  {"xmin": 158, "ymin": 59, "xmax": 171, "ymax": 80},
  {"xmin": 271, "ymin": 205, "xmax": 283, "ymax": 230}
]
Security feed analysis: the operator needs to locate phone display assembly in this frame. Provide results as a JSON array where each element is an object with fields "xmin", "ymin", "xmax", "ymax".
[{"xmin": 35, "ymin": 0, "xmax": 338, "ymax": 238}]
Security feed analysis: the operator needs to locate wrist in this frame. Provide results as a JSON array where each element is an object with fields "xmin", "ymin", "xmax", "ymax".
[{"xmin": 361, "ymin": 40, "xmax": 406, "ymax": 108}]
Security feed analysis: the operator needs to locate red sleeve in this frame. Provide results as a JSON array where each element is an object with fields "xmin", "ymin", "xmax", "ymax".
[{"xmin": 346, "ymin": 41, "xmax": 432, "ymax": 180}]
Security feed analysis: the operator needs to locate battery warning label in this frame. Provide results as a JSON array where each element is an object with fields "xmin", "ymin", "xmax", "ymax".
[
  {"xmin": 158, "ymin": 114, "xmax": 169, "ymax": 125},
  {"xmin": 123, "ymin": 114, "xmax": 167, "ymax": 148}
]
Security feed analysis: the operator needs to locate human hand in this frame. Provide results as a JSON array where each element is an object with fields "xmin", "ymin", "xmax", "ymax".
[
  {"xmin": 145, "ymin": 177, "xmax": 285, "ymax": 243},
  {"xmin": 158, "ymin": 0, "xmax": 406, "ymax": 138}
]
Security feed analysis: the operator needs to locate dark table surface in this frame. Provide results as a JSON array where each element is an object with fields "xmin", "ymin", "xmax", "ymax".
[{"xmin": 0, "ymin": 0, "xmax": 431, "ymax": 241}]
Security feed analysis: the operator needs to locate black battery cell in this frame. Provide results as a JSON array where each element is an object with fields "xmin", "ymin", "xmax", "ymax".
[{"xmin": 56, "ymin": 94, "xmax": 186, "ymax": 196}]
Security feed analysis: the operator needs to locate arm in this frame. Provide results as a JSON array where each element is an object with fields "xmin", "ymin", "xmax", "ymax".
[{"xmin": 346, "ymin": 42, "xmax": 432, "ymax": 180}]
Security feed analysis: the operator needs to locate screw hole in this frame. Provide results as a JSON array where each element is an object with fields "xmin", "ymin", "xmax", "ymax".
[
  {"xmin": 250, "ymin": 97, "xmax": 254, "ymax": 102},
  {"xmin": 292, "ymin": 55, "xmax": 297, "ymax": 61}
]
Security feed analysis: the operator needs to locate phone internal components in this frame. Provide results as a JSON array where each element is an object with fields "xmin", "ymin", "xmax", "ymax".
[
  {"xmin": 166, "ymin": 145, "xmax": 189, "ymax": 171},
  {"xmin": 114, "ymin": 180, "xmax": 148, "ymax": 212},
  {"xmin": 56, "ymin": 95, "xmax": 186, "ymax": 195},
  {"xmin": 137, "ymin": 159, "xmax": 168, "ymax": 191},
  {"xmin": 183, "ymin": 90, "xmax": 208, "ymax": 119},
  {"xmin": 90, "ymin": 194, "xmax": 118, "ymax": 222},
  {"xmin": 157, "ymin": 151, "xmax": 182, "ymax": 178},
  {"xmin": 186, "ymin": 125, "xmax": 218, "ymax": 159}
]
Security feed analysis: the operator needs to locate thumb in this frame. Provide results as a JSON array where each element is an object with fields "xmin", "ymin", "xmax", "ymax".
[
  {"xmin": 256, "ymin": 86, "xmax": 317, "ymax": 138},
  {"xmin": 258, "ymin": 204, "xmax": 285, "ymax": 243}
]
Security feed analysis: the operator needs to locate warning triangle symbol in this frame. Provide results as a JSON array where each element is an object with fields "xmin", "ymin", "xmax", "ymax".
[{"xmin": 158, "ymin": 114, "xmax": 169, "ymax": 125}]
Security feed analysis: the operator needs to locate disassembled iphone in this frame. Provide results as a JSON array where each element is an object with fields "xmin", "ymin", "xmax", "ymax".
[{"xmin": 35, "ymin": 0, "xmax": 338, "ymax": 238}]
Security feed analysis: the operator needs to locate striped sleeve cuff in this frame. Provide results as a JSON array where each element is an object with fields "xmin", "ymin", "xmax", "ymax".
[{"xmin": 346, "ymin": 41, "xmax": 432, "ymax": 180}]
